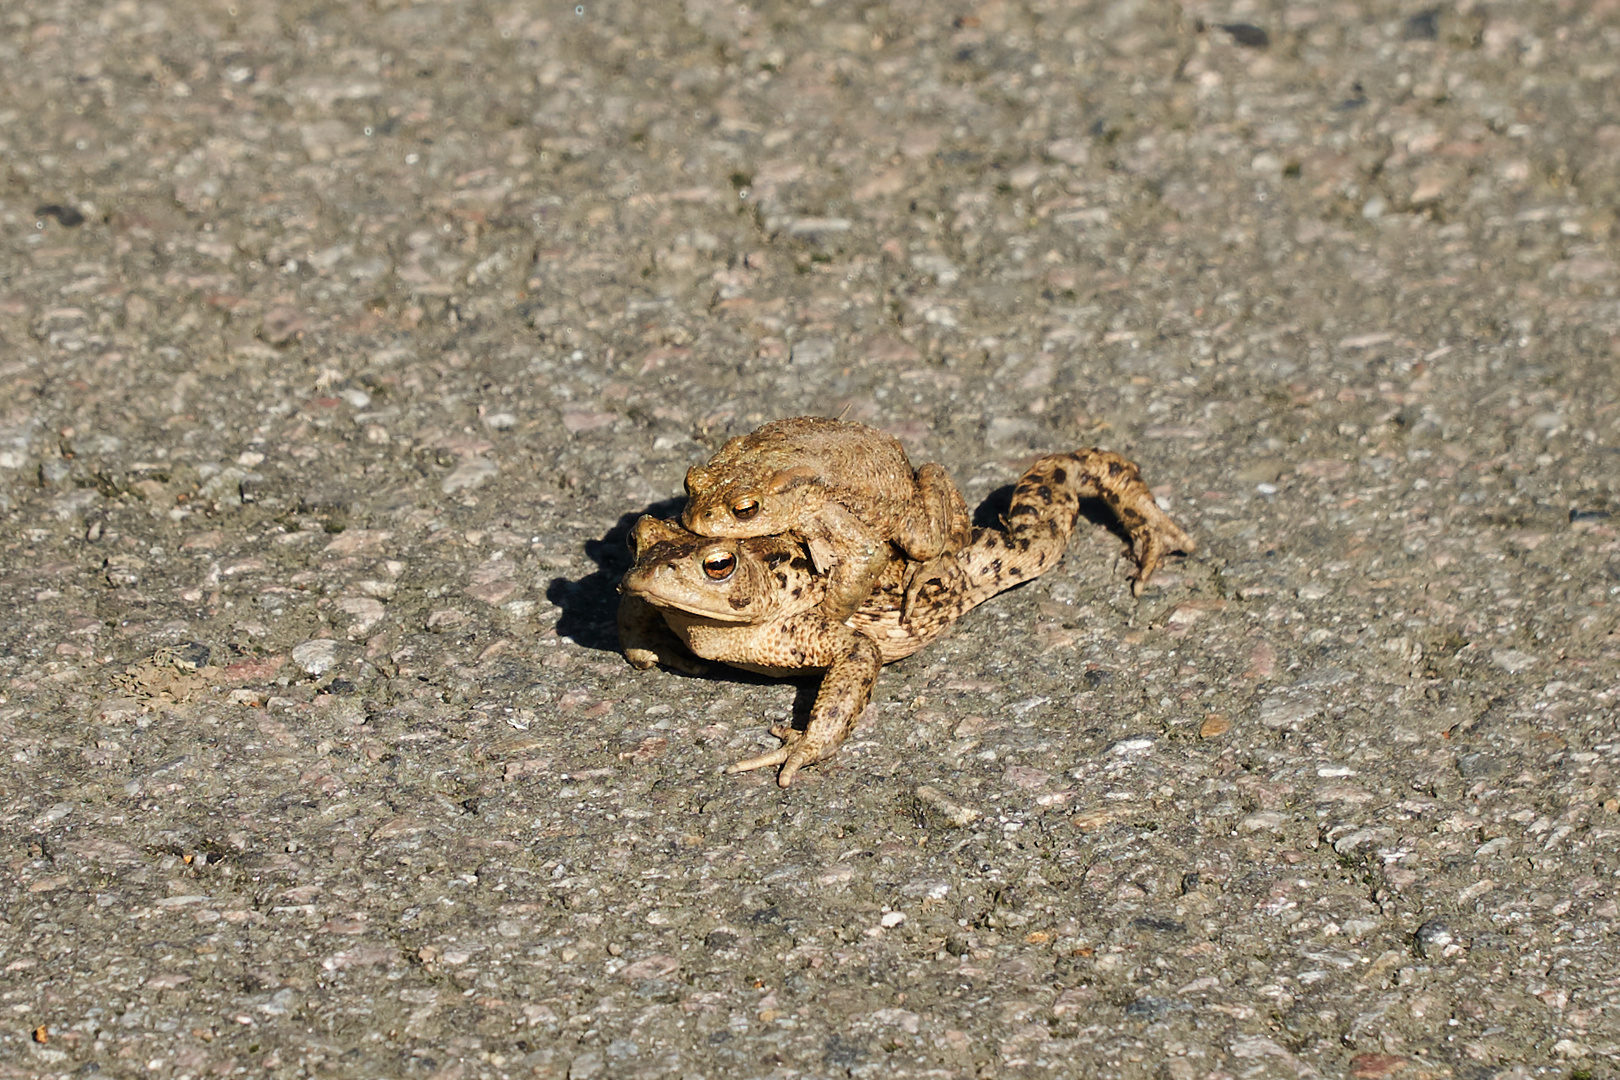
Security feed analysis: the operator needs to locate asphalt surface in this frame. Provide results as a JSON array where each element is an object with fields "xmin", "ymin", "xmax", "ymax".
[{"xmin": 3, "ymin": 1, "xmax": 1619, "ymax": 1078}]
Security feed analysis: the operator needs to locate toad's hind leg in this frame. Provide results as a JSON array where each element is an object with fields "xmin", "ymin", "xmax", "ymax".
[
  {"xmin": 1018, "ymin": 450, "xmax": 1196, "ymax": 594},
  {"xmin": 892, "ymin": 462, "xmax": 974, "ymax": 563},
  {"xmin": 895, "ymin": 462, "xmax": 974, "ymax": 618},
  {"xmin": 725, "ymin": 630, "xmax": 882, "ymax": 787}
]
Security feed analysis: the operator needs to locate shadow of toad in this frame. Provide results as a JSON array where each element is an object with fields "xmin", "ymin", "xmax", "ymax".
[{"xmin": 545, "ymin": 497, "xmax": 685, "ymax": 656}]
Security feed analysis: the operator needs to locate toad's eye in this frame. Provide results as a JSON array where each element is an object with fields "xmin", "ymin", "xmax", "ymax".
[
  {"xmin": 731, "ymin": 497, "xmax": 760, "ymax": 521},
  {"xmin": 702, "ymin": 552, "xmax": 737, "ymax": 580}
]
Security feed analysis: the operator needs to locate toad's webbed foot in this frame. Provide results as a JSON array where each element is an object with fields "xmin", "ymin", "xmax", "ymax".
[
  {"xmin": 724, "ymin": 718, "xmax": 853, "ymax": 788},
  {"xmin": 726, "ymin": 724, "xmax": 808, "ymax": 784}
]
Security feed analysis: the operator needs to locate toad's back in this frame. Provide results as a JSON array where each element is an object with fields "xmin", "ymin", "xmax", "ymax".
[{"xmin": 683, "ymin": 416, "xmax": 918, "ymax": 525}]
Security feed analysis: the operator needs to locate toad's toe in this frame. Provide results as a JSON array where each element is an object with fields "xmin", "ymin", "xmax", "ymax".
[{"xmin": 725, "ymin": 746, "xmax": 792, "ymax": 775}]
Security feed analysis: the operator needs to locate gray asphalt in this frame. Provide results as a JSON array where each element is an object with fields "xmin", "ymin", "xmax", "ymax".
[{"xmin": 2, "ymin": 1, "xmax": 1618, "ymax": 1078}]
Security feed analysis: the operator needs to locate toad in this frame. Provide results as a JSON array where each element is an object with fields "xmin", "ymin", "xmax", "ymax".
[
  {"xmin": 681, "ymin": 416, "xmax": 973, "ymax": 621},
  {"xmin": 621, "ymin": 448, "xmax": 1195, "ymax": 786}
]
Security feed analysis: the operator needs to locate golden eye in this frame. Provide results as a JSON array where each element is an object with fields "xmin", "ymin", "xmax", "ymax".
[
  {"xmin": 702, "ymin": 552, "xmax": 737, "ymax": 580},
  {"xmin": 731, "ymin": 497, "xmax": 760, "ymax": 521}
]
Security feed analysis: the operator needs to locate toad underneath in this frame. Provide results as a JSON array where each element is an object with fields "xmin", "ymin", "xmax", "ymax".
[{"xmin": 620, "ymin": 448, "xmax": 1195, "ymax": 786}]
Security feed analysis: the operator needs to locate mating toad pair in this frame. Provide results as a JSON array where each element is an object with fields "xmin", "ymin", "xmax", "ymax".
[{"xmin": 618, "ymin": 417, "xmax": 1195, "ymax": 787}]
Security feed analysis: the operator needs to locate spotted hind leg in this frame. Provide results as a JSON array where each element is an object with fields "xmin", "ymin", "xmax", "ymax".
[{"xmin": 1012, "ymin": 450, "xmax": 1196, "ymax": 594}]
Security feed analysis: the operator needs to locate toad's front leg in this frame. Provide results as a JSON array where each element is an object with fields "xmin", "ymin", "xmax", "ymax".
[
  {"xmin": 618, "ymin": 593, "xmax": 709, "ymax": 676},
  {"xmin": 803, "ymin": 506, "xmax": 893, "ymax": 623},
  {"xmin": 725, "ymin": 617, "xmax": 883, "ymax": 787}
]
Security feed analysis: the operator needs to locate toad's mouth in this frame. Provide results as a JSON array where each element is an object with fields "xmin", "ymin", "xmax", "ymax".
[
  {"xmin": 649, "ymin": 604, "xmax": 756, "ymax": 625},
  {"xmin": 622, "ymin": 574, "xmax": 758, "ymax": 623}
]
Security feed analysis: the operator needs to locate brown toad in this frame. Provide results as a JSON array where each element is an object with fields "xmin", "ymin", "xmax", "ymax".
[
  {"xmin": 621, "ymin": 448, "xmax": 1195, "ymax": 786},
  {"xmin": 681, "ymin": 416, "xmax": 973, "ymax": 621}
]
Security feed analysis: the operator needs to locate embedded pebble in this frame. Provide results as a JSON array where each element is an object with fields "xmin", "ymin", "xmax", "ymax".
[
  {"xmin": 1413, "ymin": 919, "xmax": 1455, "ymax": 957},
  {"xmin": 291, "ymin": 639, "xmax": 340, "ymax": 675},
  {"xmin": 441, "ymin": 457, "xmax": 498, "ymax": 494},
  {"xmin": 913, "ymin": 786, "xmax": 979, "ymax": 827},
  {"xmin": 1238, "ymin": 811, "xmax": 1288, "ymax": 834},
  {"xmin": 337, "ymin": 597, "xmax": 386, "ymax": 634},
  {"xmin": 1258, "ymin": 697, "xmax": 1319, "ymax": 730},
  {"xmin": 1491, "ymin": 648, "xmax": 1537, "ymax": 674},
  {"xmin": 1107, "ymin": 736, "xmax": 1155, "ymax": 755}
]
